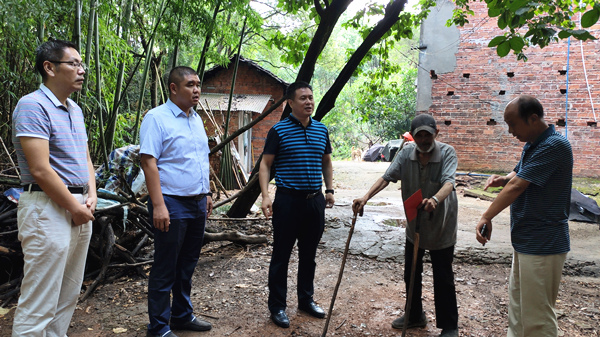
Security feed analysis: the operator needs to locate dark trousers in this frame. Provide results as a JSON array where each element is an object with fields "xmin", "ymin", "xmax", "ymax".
[
  {"xmin": 404, "ymin": 239, "xmax": 458, "ymax": 330},
  {"xmin": 268, "ymin": 191, "xmax": 326, "ymax": 313},
  {"xmin": 147, "ymin": 195, "xmax": 207, "ymax": 335}
]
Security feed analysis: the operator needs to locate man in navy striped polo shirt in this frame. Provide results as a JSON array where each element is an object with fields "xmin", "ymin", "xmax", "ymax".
[
  {"xmin": 259, "ymin": 81, "xmax": 335, "ymax": 328},
  {"xmin": 476, "ymin": 95, "xmax": 572, "ymax": 337},
  {"xmin": 12, "ymin": 39, "xmax": 97, "ymax": 336}
]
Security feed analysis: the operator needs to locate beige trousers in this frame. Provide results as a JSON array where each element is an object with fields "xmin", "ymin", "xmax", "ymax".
[
  {"xmin": 12, "ymin": 191, "xmax": 92, "ymax": 337},
  {"xmin": 507, "ymin": 250, "xmax": 567, "ymax": 337}
]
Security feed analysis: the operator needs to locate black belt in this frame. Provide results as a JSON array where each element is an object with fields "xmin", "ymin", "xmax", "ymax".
[
  {"xmin": 277, "ymin": 187, "xmax": 321, "ymax": 199},
  {"xmin": 25, "ymin": 183, "xmax": 89, "ymax": 194},
  {"xmin": 163, "ymin": 193, "xmax": 208, "ymax": 201}
]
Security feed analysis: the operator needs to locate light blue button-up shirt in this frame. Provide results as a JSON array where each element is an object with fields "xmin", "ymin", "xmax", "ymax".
[{"xmin": 139, "ymin": 99, "xmax": 210, "ymax": 196}]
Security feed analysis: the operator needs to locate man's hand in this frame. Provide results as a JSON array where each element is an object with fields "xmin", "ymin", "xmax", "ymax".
[
  {"xmin": 325, "ymin": 193, "xmax": 335, "ymax": 208},
  {"xmin": 484, "ymin": 175, "xmax": 508, "ymax": 190},
  {"xmin": 71, "ymin": 203, "xmax": 95, "ymax": 226},
  {"xmin": 352, "ymin": 197, "xmax": 367, "ymax": 216},
  {"xmin": 421, "ymin": 198, "xmax": 437, "ymax": 212},
  {"xmin": 475, "ymin": 217, "xmax": 492, "ymax": 245},
  {"xmin": 85, "ymin": 196, "xmax": 97, "ymax": 214},
  {"xmin": 206, "ymin": 196, "xmax": 213, "ymax": 217},
  {"xmin": 261, "ymin": 195, "xmax": 273, "ymax": 220},
  {"xmin": 153, "ymin": 204, "xmax": 171, "ymax": 232}
]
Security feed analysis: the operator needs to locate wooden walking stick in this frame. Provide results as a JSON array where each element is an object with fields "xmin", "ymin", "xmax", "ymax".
[
  {"xmin": 321, "ymin": 210, "xmax": 358, "ymax": 337},
  {"xmin": 402, "ymin": 208, "xmax": 422, "ymax": 337}
]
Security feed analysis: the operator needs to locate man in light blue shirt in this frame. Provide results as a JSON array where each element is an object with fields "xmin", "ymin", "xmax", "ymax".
[{"xmin": 140, "ymin": 66, "xmax": 213, "ymax": 337}]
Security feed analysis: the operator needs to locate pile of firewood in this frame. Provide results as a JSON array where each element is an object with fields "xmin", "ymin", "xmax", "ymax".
[{"xmin": 0, "ymin": 188, "xmax": 268, "ymax": 307}]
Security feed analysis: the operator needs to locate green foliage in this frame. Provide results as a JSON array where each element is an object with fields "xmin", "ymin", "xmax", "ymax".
[
  {"xmin": 271, "ymin": 29, "xmax": 315, "ymax": 66},
  {"xmin": 245, "ymin": 0, "xmax": 423, "ymax": 160},
  {"xmin": 581, "ymin": 4, "xmax": 600, "ymax": 28},
  {"xmin": 352, "ymin": 66, "xmax": 417, "ymax": 141},
  {"xmin": 323, "ymin": 52, "xmax": 418, "ymax": 160},
  {"xmin": 451, "ymin": 0, "xmax": 599, "ymax": 60},
  {"xmin": 0, "ymin": 0, "xmax": 261, "ymax": 164}
]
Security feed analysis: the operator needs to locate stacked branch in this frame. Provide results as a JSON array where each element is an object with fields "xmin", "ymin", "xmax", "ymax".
[{"xmin": 0, "ymin": 185, "xmax": 268, "ymax": 306}]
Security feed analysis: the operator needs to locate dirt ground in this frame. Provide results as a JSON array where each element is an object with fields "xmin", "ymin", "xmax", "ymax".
[{"xmin": 1, "ymin": 161, "xmax": 599, "ymax": 337}]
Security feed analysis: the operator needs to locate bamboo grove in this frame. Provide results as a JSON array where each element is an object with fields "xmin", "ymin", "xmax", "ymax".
[{"xmin": 0, "ymin": 0, "xmax": 262, "ymax": 167}]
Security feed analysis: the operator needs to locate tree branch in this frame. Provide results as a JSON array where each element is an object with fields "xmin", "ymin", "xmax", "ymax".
[
  {"xmin": 315, "ymin": 0, "xmax": 408, "ymax": 120},
  {"xmin": 208, "ymin": 96, "xmax": 286, "ymax": 155},
  {"xmin": 314, "ymin": 0, "xmax": 325, "ymax": 17}
]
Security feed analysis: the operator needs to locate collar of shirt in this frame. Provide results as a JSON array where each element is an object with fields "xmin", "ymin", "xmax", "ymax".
[
  {"xmin": 39, "ymin": 83, "xmax": 75, "ymax": 111},
  {"xmin": 523, "ymin": 124, "xmax": 555, "ymax": 152},
  {"xmin": 409, "ymin": 141, "xmax": 441, "ymax": 162},
  {"xmin": 166, "ymin": 98, "xmax": 197, "ymax": 118},
  {"xmin": 288, "ymin": 113, "xmax": 312, "ymax": 127}
]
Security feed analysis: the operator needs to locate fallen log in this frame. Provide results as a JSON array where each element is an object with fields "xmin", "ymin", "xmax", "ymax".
[
  {"xmin": 0, "ymin": 175, "xmax": 20, "ymax": 186},
  {"xmin": 0, "ymin": 208, "xmax": 17, "ymax": 222},
  {"xmin": 81, "ymin": 217, "xmax": 115, "ymax": 302},
  {"xmin": 463, "ymin": 188, "xmax": 497, "ymax": 202},
  {"xmin": 204, "ymin": 230, "xmax": 267, "ymax": 245},
  {"xmin": 108, "ymin": 260, "xmax": 153, "ymax": 268}
]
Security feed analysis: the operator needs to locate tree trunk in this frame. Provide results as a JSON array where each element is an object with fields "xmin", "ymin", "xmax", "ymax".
[
  {"xmin": 197, "ymin": 0, "xmax": 221, "ymax": 85},
  {"xmin": 132, "ymin": 0, "xmax": 169, "ymax": 141},
  {"xmin": 73, "ymin": 0, "xmax": 81, "ymax": 52},
  {"xmin": 226, "ymin": 0, "xmax": 409, "ymax": 217},
  {"xmin": 278, "ymin": 0, "xmax": 353, "ymax": 120},
  {"xmin": 94, "ymin": 10, "xmax": 109, "ymax": 168},
  {"xmin": 226, "ymin": 0, "xmax": 351, "ymax": 217},
  {"xmin": 315, "ymin": 0, "xmax": 408, "ymax": 120},
  {"xmin": 226, "ymin": 154, "xmax": 264, "ymax": 218},
  {"xmin": 150, "ymin": 57, "xmax": 158, "ymax": 108},
  {"xmin": 104, "ymin": 0, "xmax": 134, "ymax": 153}
]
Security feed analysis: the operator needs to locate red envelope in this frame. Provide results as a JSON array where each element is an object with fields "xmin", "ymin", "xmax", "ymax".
[{"xmin": 403, "ymin": 189, "xmax": 423, "ymax": 222}]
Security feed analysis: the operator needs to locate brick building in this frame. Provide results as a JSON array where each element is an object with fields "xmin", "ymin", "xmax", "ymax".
[
  {"xmin": 417, "ymin": 0, "xmax": 600, "ymax": 177},
  {"xmin": 201, "ymin": 56, "xmax": 288, "ymax": 176}
]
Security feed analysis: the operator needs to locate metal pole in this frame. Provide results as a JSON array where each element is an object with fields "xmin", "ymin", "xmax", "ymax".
[{"xmin": 321, "ymin": 211, "xmax": 358, "ymax": 337}]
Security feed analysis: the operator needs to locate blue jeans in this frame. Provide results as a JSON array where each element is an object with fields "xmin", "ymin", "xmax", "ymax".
[{"xmin": 147, "ymin": 195, "xmax": 207, "ymax": 335}]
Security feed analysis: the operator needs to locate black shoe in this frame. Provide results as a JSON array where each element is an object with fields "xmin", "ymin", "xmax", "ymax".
[
  {"xmin": 271, "ymin": 310, "xmax": 290, "ymax": 328},
  {"xmin": 439, "ymin": 328, "xmax": 459, "ymax": 337},
  {"xmin": 298, "ymin": 301, "xmax": 326, "ymax": 319},
  {"xmin": 146, "ymin": 331, "xmax": 178, "ymax": 337},
  {"xmin": 391, "ymin": 311, "xmax": 428, "ymax": 329},
  {"xmin": 170, "ymin": 316, "xmax": 212, "ymax": 331}
]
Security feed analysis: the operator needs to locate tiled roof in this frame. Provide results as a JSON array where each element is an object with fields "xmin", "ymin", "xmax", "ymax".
[
  {"xmin": 203, "ymin": 55, "xmax": 289, "ymax": 87},
  {"xmin": 199, "ymin": 93, "xmax": 272, "ymax": 114}
]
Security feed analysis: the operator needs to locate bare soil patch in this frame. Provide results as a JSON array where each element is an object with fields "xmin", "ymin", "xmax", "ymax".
[{"xmin": 1, "ymin": 161, "xmax": 599, "ymax": 337}]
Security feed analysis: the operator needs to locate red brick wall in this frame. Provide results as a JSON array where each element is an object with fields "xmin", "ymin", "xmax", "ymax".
[
  {"xmin": 424, "ymin": 1, "xmax": 600, "ymax": 177},
  {"xmin": 201, "ymin": 62, "xmax": 287, "ymax": 171}
]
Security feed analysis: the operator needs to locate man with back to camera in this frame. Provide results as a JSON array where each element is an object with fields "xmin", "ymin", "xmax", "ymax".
[
  {"xmin": 11, "ymin": 39, "xmax": 97, "ymax": 337},
  {"xmin": 140, "ymin": 66, "xmax": 213, "ymax": 337},
  {"xmin": 259, "ymin": 81, "xmax": 335, "ymax": 328},
  {"xmin": 476, "ymin": 95, "xmax": 572, "ymax": 337},
  {"xmin": 352, "ymin": 114, "xmax": 459, "ymax": 337}
]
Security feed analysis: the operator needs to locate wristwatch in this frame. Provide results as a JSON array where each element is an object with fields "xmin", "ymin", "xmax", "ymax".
[
  {"xmin": 325, "ymin": 189, "xmax": 334, "ymax": 195},
  {"xmin": 431, "ymin": 196, "xmax": 439, "ymax": 204}
]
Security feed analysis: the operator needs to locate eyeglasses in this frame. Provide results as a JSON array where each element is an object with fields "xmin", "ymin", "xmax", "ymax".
[{"xmin": 49, "ymin": 60, "xmax": 87, "ymax": 71}]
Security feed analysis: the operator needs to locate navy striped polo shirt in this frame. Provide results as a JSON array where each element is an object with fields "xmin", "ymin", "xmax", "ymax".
[
  {"xmin": 263, "ymin": 114, "xmax": 332, "ymax": 191},
  {"xmin": 511, "ymin": 125, "xmax": 572, "ymax": 255}
]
